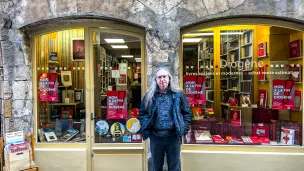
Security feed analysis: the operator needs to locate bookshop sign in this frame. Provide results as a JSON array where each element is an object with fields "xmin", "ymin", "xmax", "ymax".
[{"xmin": 184, "ymin": 75, "xmax": 206, "ymax": 104}]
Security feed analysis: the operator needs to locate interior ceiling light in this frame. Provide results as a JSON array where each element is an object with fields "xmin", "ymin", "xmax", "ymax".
[
  {"xmin": 105, "ymin": 39, "xmax": 125, "ymax": 43},
  {"xmin": 182, "ymin": 38, "xmax": 202, "ymax": 43},
  {"xmin": 220, "ymin": 32, "xmax": 244, "ymax": 35},
  {"xmin": 184, "ymin": 33, "xmax": 214, "ymax": 36},
  {"xmin": 121, "ymin": 55, "xmax": 133, "ymax": 58},
  {"xmin": 111, "ymin": 45, "xmax": 128, "ymax": 49}
]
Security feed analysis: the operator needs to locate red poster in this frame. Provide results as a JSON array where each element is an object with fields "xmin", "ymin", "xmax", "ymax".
[
  {"xmin": 107, "ymin": 91, "xmax": 127, "ymax": 119},
  {"xmin": 38, "ymin": 73, "xmax": 58, "ymax": 102},
  {"xmin": 184, "ymin": 75, "xmax": 206, "ymax": 104},
  {"xmin": 272, "ymin": 80, "xmax": 295, "ymax": 110}
]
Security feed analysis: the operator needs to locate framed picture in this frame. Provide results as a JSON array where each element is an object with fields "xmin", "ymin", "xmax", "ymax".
[
  {"xmin": 74, "ymin": 89, "xmax": 83, "ymax": 102},
  {"xmin": 72, "ymin": 38, "xmax": 85, "ymax": 61}
]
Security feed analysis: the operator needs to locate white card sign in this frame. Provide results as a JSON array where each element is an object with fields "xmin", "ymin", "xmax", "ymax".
[
  {"xmin": 111, "ymin": 70, "xmax": 120, "ymax": 78},
  {"xmin": 5, "ymin": 131, "xmax": 24, "ymax": 145}
]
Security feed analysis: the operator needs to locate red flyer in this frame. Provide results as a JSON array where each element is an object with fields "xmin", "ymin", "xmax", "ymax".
[
  {"xmin": 289, "ymin": 39, "xmax": 302, "ymax": 58},
  {"xmin": 258, "ymin": 89, "xmax": 267, "ymax": 107},
  {"xmin": 107, "ymin": 91, "xmax": 127, "ymax": 119},
  {"xmin": 184, "ymin": 75, "xmax": 206, "ymax": 104},
  {"xmin": 258, "ymin": 42, "xmax": 267, "ymax": 57},
  {"xmin": 272, "ymin": 80, "xmax": 295, "ymax": 110},
  {"xmin": 38, "ymin": 73, "xmax": 59, "ymax": 102},
  {"xmin": 258, "ymin": 66, "xmax": 266, "ymax": 80}
]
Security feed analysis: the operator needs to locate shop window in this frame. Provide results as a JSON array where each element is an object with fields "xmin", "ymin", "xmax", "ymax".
[
  {"xmin": 182, "ymin": 26, "xmax": 303, "ymax": 146},
  {"xmin": 35, "ymin": 28, "xmax": 86, "ymax": 143},
  {"xmin": 93, "ymin": 31, "xmax": 142, "ymax": 143}
]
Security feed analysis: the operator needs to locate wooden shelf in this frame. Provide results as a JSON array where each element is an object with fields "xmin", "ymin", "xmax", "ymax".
[
  {"xmin": 241, "ymin": 42, "xmax": 252, "ymax": 47},
  {"xmin": 241, "ymin": 56, "xmax": 253, "ymax": 60},
  {"xmin": 49, "ymin": 102, "xmax": 81, "ymax": 106},
  {"xmin": 288, "ymin": 56, "xmax": 302, "ymax": 60},
  {"xmin": 58, "ymin": 85, "xmax": 72, "ymax": 88},
  {"xmin": 229, "ymin": 47, "xmax": 239, "ymax": 52},
  {"xmin": 257, "ymin": 55, "xmax": 269, "ymax": 59}
]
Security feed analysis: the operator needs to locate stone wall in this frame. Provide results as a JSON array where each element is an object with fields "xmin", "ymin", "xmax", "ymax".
[{"xmin": 1, "ymin": 0, "xmax": 304, "ymax": 135}]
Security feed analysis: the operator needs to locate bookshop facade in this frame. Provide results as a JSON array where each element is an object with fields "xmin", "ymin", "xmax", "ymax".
[{"xmin": 2, "ymin": 1, "xmax": 304, "ymax": 171}]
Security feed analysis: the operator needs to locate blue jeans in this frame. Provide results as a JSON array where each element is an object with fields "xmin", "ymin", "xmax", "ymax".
[{"xmin": 150, "ymin": 134, "xmax": 181, "ymax": 171}]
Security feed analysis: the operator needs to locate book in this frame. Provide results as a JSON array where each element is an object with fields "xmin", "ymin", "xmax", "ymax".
[
  {"xmin": 252, "ymin": 123, "xmax": 269, "ymax": 138},
  {"xmin": 289, "ymin": 39, "xmax": 302, "ymax": 58},
  {"xmin": 230, "ymin": 110, "xmax": 241, "ymax": 126},
  {"xmin": 258, "ymin": 89, "xmax": 267, "ymax": 107},
  {"xmin": 289, "ymin": 64, "xmax": 302, "ymax": 82},
  {"xmin": 258, "ymin": 66, "xmax": 266, "ymax": 80},
  {"xmin": 259, "ymin": 137, "xmax": 271, "ymax": 145},
  {"xmin": 294, "ymin": 90, "xmax": 302, "ymax": 110},
  {"xmin": 280, "ymin": 128, "xmax": 295, "ymax": 145},
  {"xmin": 258, "ymin": 42, "xmax": 267, "ymax": 57},
  {"xmin": 193, "ymin": 130, "xmax": 213, "ymax": 143},
  {"xmin": 212, "ymin": 135, "xmax": 227, "ymax": 144},
  {"xmin": 241, "ymin": 136, "xmax": 253, "ymax": 144}
]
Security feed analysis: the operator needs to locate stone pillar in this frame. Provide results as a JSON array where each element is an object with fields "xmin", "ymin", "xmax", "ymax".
[
  {"xmin": 145, "ymin": 17, "xmax": 181, "ymax": 171},
  {"xmin": 0, "ymin": 16, "xmax": 33, "ymax": 136},
  {"xmin": 146, "ymin": 16, "xmax": 181, "ymax": 87}
]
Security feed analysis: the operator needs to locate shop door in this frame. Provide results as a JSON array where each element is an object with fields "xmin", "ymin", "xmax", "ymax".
[{"xmin": 89, "ymin": 28, "xmax": 147, "ymax": 171}]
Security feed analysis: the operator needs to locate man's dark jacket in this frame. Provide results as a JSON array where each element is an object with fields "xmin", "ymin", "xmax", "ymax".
[{"xmin": 138, "ymin": 90, "xmax": 192, "ymax": 142}]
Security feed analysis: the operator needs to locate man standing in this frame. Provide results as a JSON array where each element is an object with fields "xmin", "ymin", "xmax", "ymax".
[{"xmin": 138, "ymin": 67, "xmax": 192, "ymax": 171}]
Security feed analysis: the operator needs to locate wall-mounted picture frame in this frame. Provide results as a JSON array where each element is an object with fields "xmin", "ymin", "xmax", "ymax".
[
  {"xmin": 74, "ymin": 89, "xmax": 83, "ymax": 103},
  {"xmin": 44, "ymin": 132, "xmax": 58, "ymax": 142},
  {"xmin": 72, "ymin": 38, "xmax": 85, "ymax": 61}
]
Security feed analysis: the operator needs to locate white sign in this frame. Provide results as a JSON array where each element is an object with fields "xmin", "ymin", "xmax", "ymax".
[
  {"xmin": 5, "ymin": 131, "xmax": 24, "ymax": 145},
  {"xmin": 111, "ymin": 70, "xmax": 120, "ymax": 78}
]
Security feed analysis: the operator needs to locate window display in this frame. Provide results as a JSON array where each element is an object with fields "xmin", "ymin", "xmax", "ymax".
[
  {"xmin": 35, "ymin": 29, "xmax": 86, "ymax": 143},
  {"xmin": 182, "ymin": 25, "xmax": 303, "ymax": 146},
  {"xmin": 93, "ymin": 31, "xmax": 142, "ymax": 143}
]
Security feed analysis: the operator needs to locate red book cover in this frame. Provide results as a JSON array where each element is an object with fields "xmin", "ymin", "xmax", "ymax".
[
  {"xmin": 252, "ymin": 123, "xmax": 270, "ymax": 138},
  {"xmin": 290, "ymin": 39, "xmax": 302, "ymax": 58},
  {"xmin": 258, "ymin": 42, "xmax": 267, "ymax": 57},
  {"xmin": 289, "ymin": 64, "xmax": 302, "ymax": 82},
  {"xmin": 258, "ymin": 66, "xmax": 266, "ymax": 80},
  {"xmin": 259, "ymin": 137, "xmax": 271, "ymax": 145},
  {"xmin": 294, "ymin": 90, "xmax": 302, "ymax": 110},
  {"xmin": 230, "ymin": 110, "xmax": 241, "ymax": 126},
  {"xmin": 250, "ymin": 136, "xmax": 261, "ymax": 144},
  {"xmin": 258, "ymin": 89, "xmax": 267, "ymax": 107},
  {"xmin": 212, "ymin": 135, "xmax": 227, "ymax": 144}
]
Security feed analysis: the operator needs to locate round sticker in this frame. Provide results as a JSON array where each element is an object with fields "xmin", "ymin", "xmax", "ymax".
[
  {"xmin": 126, "ymin": 118, "xmax": 141, "ymax": 133},
  {"xmin": 130, "ymin": 108, "xmax": 139, "ymax": 118},
  {"xmin": 110, "ymin": 122, "xmax": 125, "ymax": 137},
  {"xmin": 95, "ymin": 120, "xmax": 109, "ymax": 135}
]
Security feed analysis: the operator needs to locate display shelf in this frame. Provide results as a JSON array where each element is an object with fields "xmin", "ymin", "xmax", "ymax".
[
  {"xmin": 241, "ymin": 42, "xmax": 252, "ymax": 47},
  {"xmin": 288, "ymin": 56, "xmax": 303, "ymax": 60},
  {"xmin": 257, "ymin": 55, "xmax": 269, "ymax": 59},
  {"xmin": 241, "ymin": 56, "xmax": 253, "ymax": 60},
  {"xmin": 229, "ymin": 48, "xmax": 239, "ymax": 52},
  {"xmin": 49, "ymin": 102, "xmax": 81, "ymax": 106}
]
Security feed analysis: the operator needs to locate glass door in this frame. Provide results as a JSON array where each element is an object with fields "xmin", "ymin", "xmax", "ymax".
[{"xmin": 89, "ymin": 28, "xmax": 146, "ymax": 171}]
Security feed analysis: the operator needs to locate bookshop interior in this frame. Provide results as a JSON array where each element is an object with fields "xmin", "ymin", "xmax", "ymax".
[
  {"xmin": 182, "ymin": 25, "xmax": 303, "ymax": 146},
  {"xmin": 34, "ymin": 24, "xmax": 303, "ymax": 147},
  {"xmin": 35, "ymin": 28, "xmax": 142, "ymax": 144}
]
